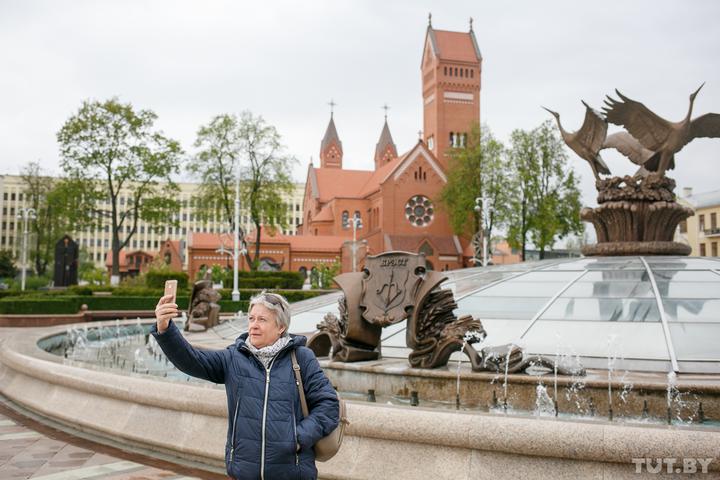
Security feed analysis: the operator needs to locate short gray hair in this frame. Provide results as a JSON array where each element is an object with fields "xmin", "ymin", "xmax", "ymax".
[{"xmin": 248, "ymin": 290, "xmax": 291, "ymax": 336}]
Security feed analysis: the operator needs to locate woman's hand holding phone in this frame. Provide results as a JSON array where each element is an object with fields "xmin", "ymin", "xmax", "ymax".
[{"xmin": 155, "ymin": 280, "xmax": 179, "ymax": 333}]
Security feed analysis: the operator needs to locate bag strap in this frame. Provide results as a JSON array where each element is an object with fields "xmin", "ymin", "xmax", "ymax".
[{"xmin": 290, "ymin": 350, "xmax": 309, "ymax": 418}]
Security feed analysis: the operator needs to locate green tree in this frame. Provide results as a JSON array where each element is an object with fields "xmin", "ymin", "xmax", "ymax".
[
  {"xmin": 438, "ymin": 123, "xmax": 514, "ymax": 260},
  {"xmin": 0, "ymin": 250, "xmax": 17, "ymax": 279},
  {"xmin": 507, "ymin": 121, "xmax": 583, "ymax": 260},
  {"xmin": 78, "ymin": 247, "xmax": 107, "ymax": 286},
  {"xmin": 188, "ymin": 112, "xmax": 297, "ymax": 270},
  {"xmin": 19, "ymin": 161, "xmax": 87, "ymax": 276},
  {"xmin": 57, "ymin": 98, "xmax": 182, "ymax": 283}
]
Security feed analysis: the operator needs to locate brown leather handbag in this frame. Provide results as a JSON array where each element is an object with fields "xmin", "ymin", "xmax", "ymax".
[{"xmin": 290, "ymin": 350, "xmax": 348, "ymax": 462}]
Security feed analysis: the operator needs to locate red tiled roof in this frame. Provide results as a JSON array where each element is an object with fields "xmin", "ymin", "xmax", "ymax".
[
  {"xmin": 313, "ymin": 204, "xmax": 335, "ymax": 222},
  {"xmin": 313, "ymin": 168, "xmax": 374, "ymax": 202},
  {"xmin": 188, "ymin": 232, "xmax": 230, "ymax": 250},
  {"xmin": 287, "ymin": 235, "xmax": 345, "ymax": 252},
  {"xmin": 433, "ymin": 30, "xmax": 481, "ymax": 63}
]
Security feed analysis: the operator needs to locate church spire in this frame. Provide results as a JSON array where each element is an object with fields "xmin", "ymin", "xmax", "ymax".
[
  {"xmin": 374, "ymin": 112, "xmax": 397, "ymax": 169},
  {"xmin": 320, "ymin": 105, "xmax": 343, "ymax": 169}
]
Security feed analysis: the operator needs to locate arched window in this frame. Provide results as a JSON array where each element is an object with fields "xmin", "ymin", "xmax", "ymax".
[
  {"xmin": 454, "ymin": 67, "xmax": 458, "ymax": 76},
  {"xmin": 341, "ymin": 210, "xmax": 349, "ymax": 229},
  {"xmin": 419, "ymin": 241, "xmax": 434, "ymax": 257},
  {"xmin": 460, "ymin": 68, "xmax": 464, "ymax": 77},
  {"xmin": 299, "ymin": 266, "xmax": 308, "ymax": 279},
  {"xmin": 460, "ymin": 133, "xmax": 466, "ymax": 148},
  {"xmin": 471, "ymin": 69, "xmax": 474, "ymax": 78},
  {"xmin": 449, "ymin": 132, "xmax": 454, "ymax": 145},
  {"xmin": 443, "ymin": 66, "xmax": 447, "ymax": 75}
]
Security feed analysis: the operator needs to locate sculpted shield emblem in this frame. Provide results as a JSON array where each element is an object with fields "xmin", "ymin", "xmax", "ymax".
[{"xmin": 360, "ymin": 252, "xmax": 426, "ymax": 326}]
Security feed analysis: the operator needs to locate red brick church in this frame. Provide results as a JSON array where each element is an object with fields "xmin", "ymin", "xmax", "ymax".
[
  {"xmin": 173, "ymin": 20, "xmax": 483, "ymax": 278},
  {"xmin": 297, "ymin": 20, "xmax": 482, "ymax": 272}
]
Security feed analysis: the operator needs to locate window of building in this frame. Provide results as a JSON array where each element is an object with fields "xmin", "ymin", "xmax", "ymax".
[
  {"xmin": 679, "ymin": 220, "xmax": 687, "ymax": 233},
  {"xmin": 104, "ymin": 239, "xmax": 109, "ymax": 248},
  {"xmin": 700, "ymin": 243, "xmax": 706, "ymax": 256},
  {"xmin": 419, "ymin": 241, "xmax": 434, "ymax": 257},
  {"xmin": 711, "ymin": 213, "xmax": 717, "ymax": 230},
  {"xmin": 454, "ymin": 67, "xmax": 458, "ymax": 76},
  {"xmin": 699, "ymin": 214, "xmax": 705, "ymax": 231},
  {"xmin": 712, "ymin": 242, "xmax": 718, "ymax": 257},
  {"xmin": 18, "ymin": 193, "xmax": 23, "ymax": 201},
  {"xmin": 427, "ymin": 135, "xmax": 434, "ymax": 150},
  {"xmin": 10, "ymin": 193, "xmax": 15, "ymax": 201},
  {"xmin": 460, "ymin": 68, "xmax": 464, "ymax": 77},
  {"xmin": 2, "ymin": 193, "xmax": 6, "ymax": 200},
  {"xmin": 471, "ymin": 69, "xmax": 474, "ymax": 78},
  {"xmin": 405, "ymin": 195, "xmax": 434, "ymax": 227}
]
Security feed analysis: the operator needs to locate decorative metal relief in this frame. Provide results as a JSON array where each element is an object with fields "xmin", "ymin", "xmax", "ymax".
[{"xmin": 307, "ymin": 251, "xmax": 584, "ymax": 376}]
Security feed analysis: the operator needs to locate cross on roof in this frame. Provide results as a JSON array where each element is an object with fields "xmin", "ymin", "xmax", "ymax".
[
  {"xmin": 382, "ymin": 103, "xmax": 390, "ymax": 120},
  {"xmin": 417, "ymin": 130, "xmax": 423, "ymax": 141},
  {"xmin": 469, "ymin": 17, "xmax": 474, "ymax": 32},
  {"xmin": 328, "ymin": 99, "xmax": 337, "ymax": 117}
]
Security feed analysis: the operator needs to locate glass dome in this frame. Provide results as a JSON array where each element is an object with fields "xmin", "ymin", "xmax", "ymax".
[{"xmin": 288, "ymin": 256, "xmax": 720, "ymax": 374}]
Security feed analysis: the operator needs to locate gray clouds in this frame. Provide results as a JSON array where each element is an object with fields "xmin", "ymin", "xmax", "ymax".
[{"xmin": 1, "ymin": 0, "xmax": 718, "ymax": 207}]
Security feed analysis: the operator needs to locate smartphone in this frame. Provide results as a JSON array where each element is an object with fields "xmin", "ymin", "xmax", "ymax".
[{"xmin": 164, "ymin": 280, "xmax": 178, "ymax": 304}]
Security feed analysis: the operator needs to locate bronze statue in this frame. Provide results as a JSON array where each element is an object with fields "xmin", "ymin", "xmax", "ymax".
[
  {"xmin": 307, "ymin": 251, "xmax": 582, "ymax": 376},
  {"xmin": 603, "ymin": 84, "xmax": 720, "ymax": 176},
  {"xmin": 185, "ymin": 272, "xmax": 222, "ymax": 331},
  {"xmin": 543, "ymin": 102, "xmax": 611, "ymax": 181},
  {"xmin": 546, "ymin": 84, "xmax": 720, "ymax": 256}
]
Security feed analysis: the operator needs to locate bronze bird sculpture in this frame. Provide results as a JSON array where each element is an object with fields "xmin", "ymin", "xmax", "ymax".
[
  {"xmin": 543, "ymin": 101, "xmax": 611, "ymax": 181},
  {"xmin": 602, "ymin": 83, "xmax": 720, "ymax": 176},
  {"xmin": 602, "ymin": 131, "xmax": 674, "ymax": 174}
]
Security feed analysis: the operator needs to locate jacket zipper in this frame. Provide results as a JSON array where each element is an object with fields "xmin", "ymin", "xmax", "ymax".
[{"xmin": 260, "ymin": 358, "xmax": 276, "ymax": 480}]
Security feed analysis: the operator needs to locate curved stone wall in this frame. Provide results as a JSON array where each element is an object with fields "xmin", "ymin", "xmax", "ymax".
[{"xmin": 0, "ymin": 323, "xmax": 718, "ymax": 479}]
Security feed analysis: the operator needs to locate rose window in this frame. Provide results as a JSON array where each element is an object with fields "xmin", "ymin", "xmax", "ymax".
[{"xmin": 405, "ymin": 195, "xmax": 434, "ymax": 227}]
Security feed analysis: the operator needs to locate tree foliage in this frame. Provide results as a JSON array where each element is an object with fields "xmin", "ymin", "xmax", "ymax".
[
  {"xmin": 507, "ymin": 120, "xmax": 583, "ymax": 260},
  {"xmin": 19, "ymin": 161, "xmax": 88, "ymax": 276},
  {"xmin": 438, "ymin": 123, "xmax": 514, "ymax": 259},
  {"xmin": 57, "ymin": 98, "xmax": 182, "ymax": 280},
  {"xmin": 0, "ymin": 250, "xmax": 17, "ymax": 279},
  {"xmin": 188, "ymin": 112, "xmax": 297, "ymax": 270}
]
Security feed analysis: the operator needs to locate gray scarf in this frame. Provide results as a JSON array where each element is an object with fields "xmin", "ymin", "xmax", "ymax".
[{"xmin": 245, "ymin": 335, "xmax": 291, "ymax": 369}]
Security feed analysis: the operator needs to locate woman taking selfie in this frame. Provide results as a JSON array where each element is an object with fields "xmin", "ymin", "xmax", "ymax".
[{"xmin": 152, "ymin": 290, "xmax": 339, "ymax": 480}]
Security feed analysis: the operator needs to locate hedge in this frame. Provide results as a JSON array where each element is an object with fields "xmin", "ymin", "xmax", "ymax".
[
  {"xmin": 0, "ymin": 290, "xmax": 332, "ymax": 315},
  {"xmin": 0, "ymin": 297, "xmax": 80, "ymax": 315},
  {"xmin": 145, "ymin": 271, "xmax": 189, "ymax": 289}
]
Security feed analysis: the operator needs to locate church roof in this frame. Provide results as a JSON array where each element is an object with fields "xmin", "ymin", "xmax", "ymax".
[
  {"xmin": 313, "ymin": 204, "xmax": 335, "ymax": 222},
  {"xmin": 427, "ymin": 28, "xmax": 482, "ymax": 63},
  {"xmin": 321, "ymin": 115, "xmax": 342, "ymax": 153},
  {"xmin": 311, "ymin": 168, "xmax": 374, "ymax": 202},
  {"xmin": 374, "ymin": 120, "xmax": 397, "ymax": 160}
]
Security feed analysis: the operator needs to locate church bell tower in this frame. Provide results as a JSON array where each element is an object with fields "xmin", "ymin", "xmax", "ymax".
[{"xmin": 421, "ymin": 18, "xmax": 482, "ymax": 169}]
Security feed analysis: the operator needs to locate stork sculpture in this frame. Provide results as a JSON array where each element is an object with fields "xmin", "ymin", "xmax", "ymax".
[
  {"xmin": 602, "ymin": 83, "xmax": 720, "ymax": 177},
  {"xmin": 601, "ymin": 131, "xmax": 673, "ymax": 177},
  {"xmin": 543, "ymin": 101, "xmax": 611, "ymax": 181}
]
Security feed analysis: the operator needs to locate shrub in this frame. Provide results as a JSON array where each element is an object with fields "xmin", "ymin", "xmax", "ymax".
[
  {"xmin": 145, "ymin": 271, "xmax": 189, "ymax": 289},
  {"xmin": 0, "ymin": 297, "xmax": 80, "ymax": 315}
]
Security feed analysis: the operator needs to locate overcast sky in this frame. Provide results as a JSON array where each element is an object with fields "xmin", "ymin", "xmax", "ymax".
[{"xmin": 1, "ymin": 0, "xmax": 719, "ymax": 209}]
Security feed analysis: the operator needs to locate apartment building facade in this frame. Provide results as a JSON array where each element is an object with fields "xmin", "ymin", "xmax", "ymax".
[{"xmin": 0, "ymin": 174, "xmax": 305, "ymax": 270}]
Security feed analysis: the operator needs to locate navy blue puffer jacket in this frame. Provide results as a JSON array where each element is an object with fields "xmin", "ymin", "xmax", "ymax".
[{"xmin": 151, "ymin": 321, "xmax": 340, "ymax": 480}]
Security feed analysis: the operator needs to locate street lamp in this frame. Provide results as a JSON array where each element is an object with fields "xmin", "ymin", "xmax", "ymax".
[
  {"xmin": 351, "ymin": 214, "xmax": 363, "ymax": 272},
  {"xmin": 232, "ymin": 166, "xmax": 241, "ymax": 301},
  {"xmin": 473, "ymin": 196, "xmax": 493, "ymax": 267},
  {"xmin": 16, "ymin": 208, "xmax": 36, "ymax": 291}
]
